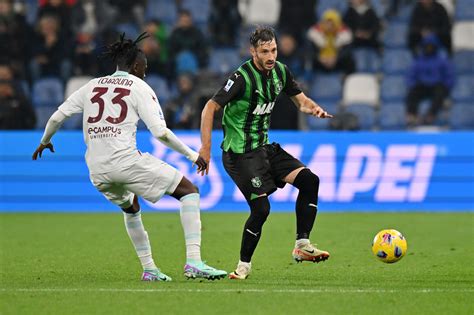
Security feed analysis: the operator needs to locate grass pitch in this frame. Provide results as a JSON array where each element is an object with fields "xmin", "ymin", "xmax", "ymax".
[{"xmin": 1, "ymin": 212, "xmax": 473, "ymax": 315}]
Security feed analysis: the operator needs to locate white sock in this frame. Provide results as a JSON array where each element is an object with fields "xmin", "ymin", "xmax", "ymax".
[
  {"xmin": 123, "ymin": 211, "xmax": 157, "ymax": 270},
  {"xmin": 179, "ymin": 193, "xmax": 202, "ymax": 262},
  {"xmin": 238, "ymin": 260, "xmax": 251, "ymax": 268},
  {"xmin": 296, "ymin": 238, "xmax": 310, "ymax": 248}
]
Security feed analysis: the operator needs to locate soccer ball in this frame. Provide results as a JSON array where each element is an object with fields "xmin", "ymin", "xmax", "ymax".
[{"xmin": 371, "ymin": 229, "xmax": 407, "ymax": 263}]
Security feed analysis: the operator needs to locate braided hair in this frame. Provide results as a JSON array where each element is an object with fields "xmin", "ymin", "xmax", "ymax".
[{"xmin": 102, "ymin": 32, "xmax": 150, "ymax": 69}]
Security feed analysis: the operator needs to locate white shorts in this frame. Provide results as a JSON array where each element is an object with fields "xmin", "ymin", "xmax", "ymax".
[{"xmin": 90, "ymin": 153, "xmax": 183, "ymax": 207}]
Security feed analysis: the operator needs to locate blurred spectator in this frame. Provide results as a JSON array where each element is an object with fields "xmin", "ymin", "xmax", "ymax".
[
  {"xmin": 38, "ymin": 0, "xmax": 74, "ymax": 37},
  {"xmin": 141, "ymin": 19, "xmax": 171, "ymax": 78},
  {"xmin": 277, "ymin": 0, "xmax": 316, "ymax": 46},
  {"xmin": 271, "ymin": 32, "xmax": 307, "ymax": 130},
  {"xmin": 30, "ymin": 14, "xmax": 72, "ymax": 81},
  {"xmin": 408, "ymin": 0, "xmax": 451, "ymax": 56},
  {"xmin": 238, "ymin": 0, "xmax": 280, "ymax": 26},
  {"xmin": 73, "ymin": 31, "xmax": 98, "ymax": 76},
  {"xmin": 343, "ymin": 0, "xmax": 381, "ymax": 52},
  {"xmin": 164, "ymin": 73, "xmax": 198, "ymax": 129},
  {"xmin": 307, "ymin": 9, "xmax": 355, "ymax": 75},
  {"xmin": 95, "ymin": 28, "xmax": 119, "ymax": 76},
  {"xmin": 71, "ymin": 0, "xmax": 115, "ymax": 36},
  {"xmin": 405, "ymin": 35, "xmax": 454, "ymax": 127},
  {"xmin": 169, "ymin": 10, "xmax": 209, "ymax": 71},
  {"xmin": 209, "ymin": 0, "xmax": 241, "ymax": 47},
  {"xmin": 0, "ymin": 65, "xmax": 36, "ymax": 129},
  {"xmin": 107, "ymin": 0, "xmax": 145, "ymax": 28},
  {"xmin": 0, "ymin": 0, "xmax": 31, "ymax": 79},
  {"xmin": 277, "ymin": 33, "xmax": 305, "ymax": 78}
]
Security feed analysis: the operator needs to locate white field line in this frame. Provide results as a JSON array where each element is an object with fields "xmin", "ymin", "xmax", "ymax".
[{"xmin": 1, "ymin": 288, "xmax": 473, "ymax": 294}]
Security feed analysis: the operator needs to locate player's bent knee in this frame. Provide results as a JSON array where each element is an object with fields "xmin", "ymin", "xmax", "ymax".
[
  {"xmin": 121, "ymin": 205, "xmax": 139, "ymax": 214},
  {"xmin": 294, "ymin": 168, "xmax": 320, "ymax": 193},
  {"xmin": 249, "ymin": 196, "xmax": 271, "ymax": 220},
  {"xmin": 121, "ymin": 195, "xmax": 140, "ymax": 214}
]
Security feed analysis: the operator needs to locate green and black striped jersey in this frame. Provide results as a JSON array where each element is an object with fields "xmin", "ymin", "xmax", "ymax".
[{"xmin": 212, "ymin": 59, "xmax": 301, "ymax": 153}]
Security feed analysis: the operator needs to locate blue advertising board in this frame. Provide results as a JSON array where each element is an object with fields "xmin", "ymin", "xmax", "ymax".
[{"xmin": 0, "ymin": 131, "xmax": 473, "ymax": 212}]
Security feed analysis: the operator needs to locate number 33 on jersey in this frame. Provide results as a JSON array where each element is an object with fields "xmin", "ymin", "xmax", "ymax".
[{"xmin": 57, "ymin": 71, "xmax": 165, "ymax": 174}]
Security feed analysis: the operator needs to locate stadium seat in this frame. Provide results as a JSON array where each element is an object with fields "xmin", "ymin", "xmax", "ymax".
[
  {"xmin": 390, "ymin": 2, "xmax": 414, "ymax": 22},
  {"xmin": 452, "ymin": 22, "xmax": 474, "ymax": 51},
  {"xmin": 208, "ymin": 48, "xmax": 244, "ymax": 75},
  {"xmin": 20, "ymin": 80, "xmax": 30, "ymax": 97},
  {"xmin": 383, "ymin": 22, "xmax": 408, "ymax": 49},
  {"xmin": 453, "ymin": 51, "xmax": 474, "ymax": 74},
  {"xmin": 181, "ymin": 0, "xmax": 210, "ymax": 24},
  {"xmin": 382, "ymin": 49, "xmax": 412, "ymax": 75},
  {"xmin": 65, "ymin": 76, "xmax": 93, "ymax": 99},
  {"xmin": 238, "ymin": 0, "xmax": 280, "ymax": 25},
  {"xmin": 449, "ymin": 103, "xmax": 474, "ymax": 129},
  {"xmin": 175, "ymin": 51, "xmax": 199, "ymax": 75},
  {"xmin": 455, "ymin": 0, "xmax": 474, "ymax": 20},
  {"xmin": 341, "ymin": 74, "xmax": 380, "ymax": 130},
  {"xmin": 371, "ymin": 0, "xmax": 385, "ymax": 18},
  {"xmin": 316, "ymin": 0, "xmax": 347, "ymax": 19},
  {"xmin": 145, "ymin": 0, "xmax": 177, "ymax": 24},
  {"xmin": 24, "ymin": 0, "xmax": 38, "ymax": 25},
  {"xmin": 379, "ymin": 103, "xmax": 406, "ymax": 130},
  {"xmin": 35, "ymin": 107, "xmax": 58, "ymax": 129},
  {"xmin": 32, "ymin": 77, "xmax": 64, "ymax": 108},
  {"xmin": 307, "ymin": 102, "xmax": 338, "ymax": 130},
  {"xmin": 342, "ymin": 74, "xmax": 380, "ymax": 106},
  {"xmin": 352, "ymin": 48, "xmax": 381, "ymax": 73},
  {"xmin": 115, "ymin": 23, "xmax": 139, "ymax": 39},
  {"xmin": 452, "ymin": 75, "xmax": 474, "ymax": 102},
  {"xmin": 381, "ymin": 75, "xmax": 406, "ymax": 102},
  {"xmin": 145, "ymin": 75, "xmax": 171, "ymax": 104},
  {"xmin": 309, "ymin": 74, "xmax": 343, "ymax": 100},
  {"xmin": 344, "ymin": 104, "xmax": 377, "ymax": 130}
]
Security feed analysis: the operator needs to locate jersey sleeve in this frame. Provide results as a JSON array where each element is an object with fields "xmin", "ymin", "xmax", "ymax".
[
  {"xmin": 57, "ymin": 81, "xmax": 89, "ymax": 116},
  {"xmin": 211, "ymin": 72, "xmax": 245, "ymax": 107},
  {"xmin": 283, "ymin": 65, "xmax": 302, "ymax": 97},
  {"xmin": 136, "ymin": 84, "xmax": 167, "ymax": 130}
]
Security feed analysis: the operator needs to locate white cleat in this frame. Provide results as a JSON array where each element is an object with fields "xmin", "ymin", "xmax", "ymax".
[
  {"xmin": 228, "ymin": 261, "xmax": 251, "ymax": 280},
  {"xmin": 292, "ymin": 243, "xmax": 330, "ymax": 263}
]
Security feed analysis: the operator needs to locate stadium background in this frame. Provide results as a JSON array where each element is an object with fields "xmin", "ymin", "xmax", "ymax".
[{"xmin": 0, "ymin": 0, "xmax": 473, "ymax": 212}]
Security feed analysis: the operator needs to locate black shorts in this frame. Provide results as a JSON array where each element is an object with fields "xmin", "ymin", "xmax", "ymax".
[{"xmin": 222, "ymin": 142, "xmax": 305, "ymax": 201}]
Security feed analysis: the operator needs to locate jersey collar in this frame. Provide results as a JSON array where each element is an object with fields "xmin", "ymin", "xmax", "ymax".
[
  {"xmin": 112, "ymin": 70, "xmax": 129, "ymax": 77},
  {"xmin": 250, "ymin": 59, "xmax": 272, "ymax": 78}
]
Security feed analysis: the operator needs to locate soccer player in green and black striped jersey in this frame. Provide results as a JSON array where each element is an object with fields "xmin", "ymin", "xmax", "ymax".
[{"xmin": 199, "ymin": 26, "xmax": 333, "ymax": 280}]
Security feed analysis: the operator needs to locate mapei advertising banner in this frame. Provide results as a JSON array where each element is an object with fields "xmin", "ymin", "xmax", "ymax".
[{"xmin": 0, "ymin": 131, "xmax": 473, "ymax": 212}]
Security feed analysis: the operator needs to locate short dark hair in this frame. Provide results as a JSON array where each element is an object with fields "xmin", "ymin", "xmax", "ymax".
[
  {"xmin": 250, "ymin": 26, "xmax": 276, "ymax": 48},
  {"xmin": 102, "ymin": 32, "xmax": 149, "ymax": 68},
  {"xmin": 178, "ymin": 9, "xmax": 192, "ymax": 17}
]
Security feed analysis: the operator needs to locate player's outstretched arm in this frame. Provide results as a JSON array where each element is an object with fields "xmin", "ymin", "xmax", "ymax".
[
  {"xmin": 149, "ymin": 125, "xmax": 207, "ymax": 173},
  {"xmin": 32, "ymin": 110, "xmax": 68, "ymax": 160},
  {"xmin": 199, "ymin": 99, "xmax": 222, "ymax": 176},
  {"xmin": 290, "ymin": 92, "xmax": 333, "ymax": 118}
]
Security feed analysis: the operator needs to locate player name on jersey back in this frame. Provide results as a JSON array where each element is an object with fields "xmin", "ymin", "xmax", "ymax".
[{"xmin": 97, "ymin": 77, "xmax": 134, "ymax": 87}]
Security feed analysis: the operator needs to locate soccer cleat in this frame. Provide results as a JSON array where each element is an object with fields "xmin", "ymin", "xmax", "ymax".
[
  {"xmin": 228, "ymin": 261, "xmax": 251, "ymax": 280},
  {"xmin": 183, "ymin": 261, "xmax": 227, "ymax": 280},
  {"xmin": 292, "ymin": 243, "xmax": 330, "ymax": 263},
  {"xmin": 141, "ymin": 269, "xmax": 172, "ymax": 282}
]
